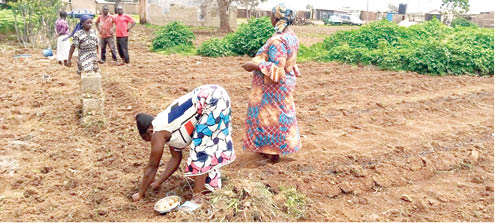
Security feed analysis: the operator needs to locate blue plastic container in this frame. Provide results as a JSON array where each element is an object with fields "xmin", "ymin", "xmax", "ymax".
[{"xmin": 42, "ymin": 48, "xmax": 53, "ymax": 57}]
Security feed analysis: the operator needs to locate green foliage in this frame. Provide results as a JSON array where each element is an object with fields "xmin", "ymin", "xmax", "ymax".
[
  {"xmin": 197, "ymin": 37, "xmax": 234, "ymax": 57},
  {"xmin": 280, "ymin": 186, "xmax": 306, "ymax": 219},
  {"xmin": 324, "ymin": 20, "xmax": 410, "ymax": 50},
  {"xmin": 151, "ymin": 21, "xmax": 195, "ymax": 51},
  {"xmin": 9, "ymin": 0, "xmax": 62, "ymax": 48},
  {"xmin": 197, "ymin": 17, "xmax": 274, "ymax": 58},
  {"xmin": 318, "ymin": 19, "xmax": 494, "ymax": 76},
  {"xmin": 229, "ymin": 16, "xmax": 274, "ymax": 57},
  {"xmin": 451, "ymin": 17, "xmax": 477, "ymax": 28},
  {"xmin": 441, "ymin": 0, "xmax": 470, "ymax": 15},
  {"xmin": 298, "ymin": 42, "xmax": 326, "ymax": 62},
  {"xmin": 407, "ymin": 17, "xmax": 450, "ymax": 41},
  {"xmin": 0, "ymin": 9, "xmax": 15, "ymax": 33}
]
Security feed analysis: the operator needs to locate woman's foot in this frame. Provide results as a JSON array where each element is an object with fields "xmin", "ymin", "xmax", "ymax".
[
  {"xmin": 268, "ymin": 154, "xmax": 280, "ymax": 163},
  {"xmin": 258, "ymin": 153, "xmax": 280, "ymax": 164}
]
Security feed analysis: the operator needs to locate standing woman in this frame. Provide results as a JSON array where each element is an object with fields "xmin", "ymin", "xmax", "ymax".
[
  {"xmin": 55, "ymin": 11, "xmax": 70, "ymax": 66},
  {"xmin": 242, "ymin": 3, "xmax": 302, "ymax": 163},
  {"xmin": 67, "ymin": 15, "xmax": 99, "ymax": 74}
]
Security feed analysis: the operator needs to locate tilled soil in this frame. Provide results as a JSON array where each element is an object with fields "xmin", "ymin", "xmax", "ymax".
[{"xmin": 0, "ymin": 25, "xmax": 493, "ymax": 221}]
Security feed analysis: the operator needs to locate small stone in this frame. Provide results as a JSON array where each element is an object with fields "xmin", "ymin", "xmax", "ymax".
[
  {"xmin": 350, "ymin": 165, "xmax": 365, "ymax": 177},
  {"xmin": 326, "ymin": 185, "xmax": 341, "ymax": 198},
  {"xmin": 401, "ymin": 194, "xmax": 412, "ymax": 202},
  {"xmin": 339, "ymin": 182, "xmax": 353, "ymax": 194},
  {"xmin": 98, "ymin": 209, "xmax": 107, "ymax": 216},
  {"xmin": 470, "ymin": 150, "xmax": 480, "ymax": 161}
]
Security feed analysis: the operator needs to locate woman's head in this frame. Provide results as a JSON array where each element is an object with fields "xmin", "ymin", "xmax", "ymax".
[
  {"xmin": 80, "ymin": 15, "xmax": 92, "ymax": 31},
  {"xmin": 271, "ymin": 3, "xmax": 295, "ymax": 33},
  {"xmin": 136, "ymin": 113, "xmax": 154, "ymax": 141},
  {"xmin": 59, "ymin": 11, "xmax": 67, "ymax": 19}
]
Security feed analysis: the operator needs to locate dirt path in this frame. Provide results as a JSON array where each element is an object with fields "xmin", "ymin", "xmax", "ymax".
[{"xmin": 0, "ymin": 25, "xmax": 492, "ymax": 221}]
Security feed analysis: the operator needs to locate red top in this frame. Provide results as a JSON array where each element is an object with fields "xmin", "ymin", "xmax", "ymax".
[
  {"xmin": 114, "ymin": 14, "xmax": 134, "ymax": 37},
  {"xmin": 96, "ymin": 15, "xmax": 114, "ymax": 38}
]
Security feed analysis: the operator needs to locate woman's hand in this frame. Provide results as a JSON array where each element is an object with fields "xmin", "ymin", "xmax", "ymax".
[
  {"xmin": 242, "ymin": 62, "xmax": 259, "ymax": 72},
  {"xmin": 132, "ymin": 192, "xmax": 143, "ymax": 202}
]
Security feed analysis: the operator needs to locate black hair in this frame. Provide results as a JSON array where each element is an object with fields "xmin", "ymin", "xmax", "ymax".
[
  {"xmin": 60, "ymin": 11, "xmax": 67, "ymax": 18},
  {"xmin": 135, "ymin": 113, "xmax": 154, "ymax": 136}
]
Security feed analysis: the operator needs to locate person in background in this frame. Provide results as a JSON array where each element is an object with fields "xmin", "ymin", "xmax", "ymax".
[
  {"xmin": 241, "ymin": 3, "xmax": 302, "ymax": 163},
  {"xmin": 114, "ymin": 5, "xmax": 135, "ymax": 65},
  {"xmin": 67, "ymin": 15, "xmax": 99, "ymax": 74},
  {"xmin": 55, "ymin": 11, "xmax": 70, "ymax": 66},
  {"xmin": 96, "ymin": 5, "xmax": 118, "ymax": 64}
]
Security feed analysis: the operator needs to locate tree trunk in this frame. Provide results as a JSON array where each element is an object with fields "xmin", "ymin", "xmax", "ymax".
[
  {"xmin": 139, "ymin": 0, "xmax": 146, "ymax": 24},
  {"xmin": 216, "ymin": 0, "xmax": 231, "ymax": 33}
]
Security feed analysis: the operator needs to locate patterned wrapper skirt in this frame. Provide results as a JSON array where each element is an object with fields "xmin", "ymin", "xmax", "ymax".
[
  {"xmin": 243, "ymin": 71, "xmax": 301, "ymax": 155},
  {"xmin": 181, "ymin": 85, "xmax": 236, "ymax": 191},
  {"xmin": 56, "ymin": 35, "xmax": 70, "ymax": 62}
]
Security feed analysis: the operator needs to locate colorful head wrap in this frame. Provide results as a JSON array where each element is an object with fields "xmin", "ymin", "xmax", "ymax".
[
  {"xmin": 272, "ymin": 3, "xmax": 295, "ymax": 33},
  {"xmin": 69, "ymin": 15, "xmax": 92, "ymax": 38}
]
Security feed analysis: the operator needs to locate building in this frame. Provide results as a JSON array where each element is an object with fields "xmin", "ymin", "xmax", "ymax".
[
  {"xmin": 311, "ymin": 8, "xmax": 348, "ymax": 20},
  {"xmin": 469, "ymin": 11, "xmax": 494, "ymax": 28},
  {"xmin": 146, "ymin": 0, "xmax": 237, "ymax": 29},
  {"xmin": 425, "ymin": 10, "xmax": 441, "ymax": 21},
  {"xmin": 360, "ymin": 11, "xmax": 378, "ymax": 22}
]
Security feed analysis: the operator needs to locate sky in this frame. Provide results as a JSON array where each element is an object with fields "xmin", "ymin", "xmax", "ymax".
[{"xmin": 256, "ymin": 0, "xmax": 495, "ymax": 13}]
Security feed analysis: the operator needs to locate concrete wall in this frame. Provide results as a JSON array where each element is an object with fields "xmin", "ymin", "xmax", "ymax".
[
  {"xmin": 96, "ymin": 2, "xmax": 139, "ymax": 14},
  {"xmin": 69, "ymin": 0, "xmax": 97, "ymax": 12},
  {"xmin": 470, "ymin": 11, "xmax": 494, "ymax": 28},
  {"xmin": 147, "ymin": 0, "xmax": 237, "ymax": 29},
  {"xmin": 360, "ymin": 11, "xmax": 377, "ymax": 22}
]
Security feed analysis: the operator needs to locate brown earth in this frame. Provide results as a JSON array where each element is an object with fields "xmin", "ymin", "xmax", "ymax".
[{"xmin": 0, "ymin": 25, "xmax": 493, "ymax": 221}]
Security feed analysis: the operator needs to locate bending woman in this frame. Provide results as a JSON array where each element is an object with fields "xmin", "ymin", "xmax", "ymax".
[
  {"xmin": 242, "ymin": 3, "xmax": 302, "ymax": 163},
  {"xmin": 132, "ymin": 85, "xmax": 236, "ymax": 208}
]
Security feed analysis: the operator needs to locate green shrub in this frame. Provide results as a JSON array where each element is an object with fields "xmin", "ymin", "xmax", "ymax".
[
  {"xmin": 451, "ymin": 26, "xmax": 494, "ymax": 50},
  {"xmin": 0, "ymin": 9, "xmax": 15, "ymax": 33},
  {"xmin": 323, "ymin": 20, "xmax": 409, "ymax": 50},
  {"xmin": 318, "ymin": 19, "xmax": 494, "ymax": 76},
  {"xmin": 151, "ymin": 21, "xmax": 195, "ymax": 51},
  {"xmin": 197, "ymin": 37, "xmax": 234, "ymax": 57},
  {"xmin": 228, "ymin": 17, "xmax": 274, "ymax": 57},
  {"xmin": 298, "ymin": 42, "xmax": 326, "ymax": 62},
  {"xmin": 451, "ymin": 17, "xmax": 477, "ymax": 28},
  {"xmin": 407, "ymin": 18, "xmax": 451, "ymax": 41}
]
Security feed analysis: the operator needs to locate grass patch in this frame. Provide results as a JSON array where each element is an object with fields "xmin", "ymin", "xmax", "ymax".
[
  {"xmin": 153, "ymin": 45, "xmax": 197, "ymax": 56},
  {"xmin": 280, "ymin": 186, "xmax": 307, "ymax": 219},
  {"xmin": 298, "ymin": 42, "xmax": 326, "ymax": 62}
]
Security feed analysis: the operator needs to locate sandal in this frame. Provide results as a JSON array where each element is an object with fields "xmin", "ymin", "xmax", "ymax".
[{"xmin": 178, "ymin": 200, "xmax": 202, "ymax": 213}]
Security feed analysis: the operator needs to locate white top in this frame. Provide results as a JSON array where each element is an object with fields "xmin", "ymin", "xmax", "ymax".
[{"xmin": 152, "ymin": 91, "xmax": 198, "ymax": 148}]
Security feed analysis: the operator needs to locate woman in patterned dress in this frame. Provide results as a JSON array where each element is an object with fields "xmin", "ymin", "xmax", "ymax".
[
  {"xmin": 67, "ymin": 15, "xmax": 99, "ymax": 74},
  {"xmin": 131, "ymin": 85, "xmax": 236, "ymax": 208},
  {"xmin": 242, "ymin": 3, "xmax": 302, "ymax": 163},
  {"xmin": 55, "ymin": 11, "xmax": 70, "ymax": 66}
]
